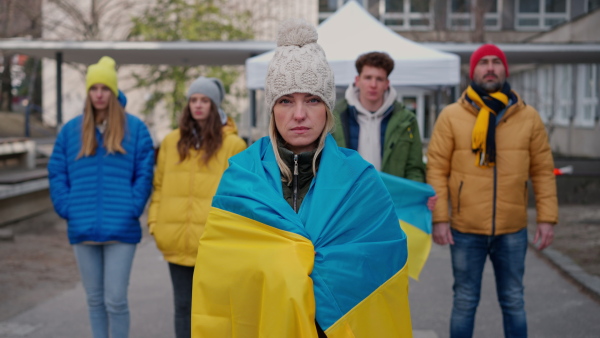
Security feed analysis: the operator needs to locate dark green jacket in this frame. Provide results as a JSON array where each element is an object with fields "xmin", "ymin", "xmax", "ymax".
[{"xmin": 331, "ymin": 99, "xmax": 426, "ymax": 182}]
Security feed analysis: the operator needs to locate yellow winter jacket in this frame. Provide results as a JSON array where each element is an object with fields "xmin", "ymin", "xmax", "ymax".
[
  {"xmin": 148, "ymin": 119, "xmax": 247, "ymax": 266},
  {"xmin": 427, "ymin": 91, "xmax": 558, "ymax": 235}
]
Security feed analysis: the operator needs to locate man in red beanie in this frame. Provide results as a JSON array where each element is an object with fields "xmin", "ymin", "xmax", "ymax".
[{"xmin": 426, "ymin": 44, "xmax": 558, "ymax": 337}]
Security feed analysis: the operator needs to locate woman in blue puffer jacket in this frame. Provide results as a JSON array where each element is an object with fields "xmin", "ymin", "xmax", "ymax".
[{"xmin": 48, "ymin": 56, "xmax": 154, "ymax": 338}]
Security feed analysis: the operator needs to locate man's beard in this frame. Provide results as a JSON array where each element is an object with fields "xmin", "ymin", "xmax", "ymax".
[{"xmin": 477, "ymin": 80, "xmax": 503, "ymax": 92}]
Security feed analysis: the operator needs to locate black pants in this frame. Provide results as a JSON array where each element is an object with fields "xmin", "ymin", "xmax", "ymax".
[
  {"xmin": 168, "ymin": 263, "xmax": 195, "ymax": 338},
  {"xmin": 316, "ymin": 320, "xmax": 327, "ymax": 337},
  {"xmin": 170, "ymin": 261, "xmax": 326, "ymax": 337}
]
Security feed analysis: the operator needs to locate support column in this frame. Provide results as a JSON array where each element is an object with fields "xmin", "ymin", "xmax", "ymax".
[
  {"xmin": 56, "ymin": 52, "xmax": 63, "ymax": 128},
  {"xmin": 247, "ymin": 89, "xmax": 256, "ymax": 145}
]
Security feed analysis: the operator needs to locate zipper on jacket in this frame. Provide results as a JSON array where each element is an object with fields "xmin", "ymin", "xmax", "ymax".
[
  {"xmin": 186, "ymin": 158, "xmax": 195, "ymax": 256},
  {"xmin": 492, "ymin": 166, "xmax": 497, "ymax": 236},
  {"xmin": 457, "ymin": 181, "xmax": 463, "ymax": 214},
  {"xmin": 293, "ymin": 154, "xmax": 299, "ymax": 213},
  {"xmin": 96, "ymin": 130, "xmax": 104, "ymax": 240}
]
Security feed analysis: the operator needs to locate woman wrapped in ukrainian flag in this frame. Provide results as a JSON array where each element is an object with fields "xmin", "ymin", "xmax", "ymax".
[{"xmin": 191, "ymin": 19, "xmax": 413, "ymax": 338}]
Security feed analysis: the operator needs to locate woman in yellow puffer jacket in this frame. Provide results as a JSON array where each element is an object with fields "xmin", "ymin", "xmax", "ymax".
[{"xmin": 148, "ymin": 76, "xmax": 246, "ymax": 338}]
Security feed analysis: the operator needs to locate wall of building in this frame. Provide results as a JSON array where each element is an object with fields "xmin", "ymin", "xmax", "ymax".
[
  {"xmin": 527, "ymin": 8, "xmax": 600, "ymax": 43},
  {"xmin": 229, "ymin": 0, "xmax": 317, "ymax": 40},
  {"xmin": 550, "ymin": 125, "xmax": 600, "ymax": 158},
  {"xmin": 398, "ymin": 30, "xmax": 539, "ymax": 43}
]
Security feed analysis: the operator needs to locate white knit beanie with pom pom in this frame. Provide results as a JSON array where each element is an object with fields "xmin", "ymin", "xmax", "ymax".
[{"xmin": 265, "ymin": 19, "xmax": 335, "ymax": 115}]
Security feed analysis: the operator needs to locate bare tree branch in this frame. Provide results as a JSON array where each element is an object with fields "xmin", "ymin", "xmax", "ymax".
[
  {"xmin": 47, "ymin": 0, "xmax": 91, "ymax": 34},
  {"xmin": 44, "ymin": 0, "xmax": 137, "ymax": 41}
]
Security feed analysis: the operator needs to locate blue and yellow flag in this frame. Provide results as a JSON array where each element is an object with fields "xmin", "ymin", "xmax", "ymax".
[
  {"xmin": 379, "ymin": 172, "xmax": 436, "ymax": 280},
  {"xmin": 192, "ymin": 135, "xmax": 412, "ymax": 337}
]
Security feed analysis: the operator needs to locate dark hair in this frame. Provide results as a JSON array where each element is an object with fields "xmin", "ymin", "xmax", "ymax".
[
  {"xmin": 355, "ymin": 52, "xmax": 394, "ymax": 76},
  {"xmin": 177, "ymin": 100, "xmax": 223, "ymax": 164}
]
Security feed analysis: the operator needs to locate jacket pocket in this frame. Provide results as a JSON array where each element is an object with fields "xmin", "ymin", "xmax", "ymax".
[{"xmin": 385, "ymin": 132, "xmax": 412, "ymax": 173}]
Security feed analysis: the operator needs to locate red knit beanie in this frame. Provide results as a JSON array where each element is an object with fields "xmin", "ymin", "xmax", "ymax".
[{"xmin": 469, "ymin": 44, "xmax": 509, "ymax": 79}]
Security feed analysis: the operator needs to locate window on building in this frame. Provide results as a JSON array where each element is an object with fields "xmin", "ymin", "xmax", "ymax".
[
  {"xmin": 512, "ymin": 69, "xmax": 537, "ymax": 110},
  {"xmin": 523, "ymin": 70, "xmax": 536, "ymax": 107},
  {"xmin": 537, "ymin": 66, "xmax": 554, "ymax": 122},
  {"xmin": 447, "ymin": 0, "xmax": 501, "ymax": 30},
  {"xmin": 587, "ymin": 0, "xmax": 600, "ymax": 12},
  {"xmin": 318, "ymin": 0, "xmax": 368, "ymax": 22},
  {"xmin": 554, "ymin": 65, "xmax": 573, "ymax": 126},
  {"xmin": 381, "ymin": 0, "xmax": 433, "ymax": 30},
  {"xmin": 516, "ymin": 0, "xmax": 569, "ymax": 30},
  {"xmin": 575, "ymin": 64, "xmax": 599, "ymax": 127}
]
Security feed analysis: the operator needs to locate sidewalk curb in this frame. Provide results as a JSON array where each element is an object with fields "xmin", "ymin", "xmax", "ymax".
[{"xmin": 528, "ymin": 239, "xmax": 600, "ymax": 302}]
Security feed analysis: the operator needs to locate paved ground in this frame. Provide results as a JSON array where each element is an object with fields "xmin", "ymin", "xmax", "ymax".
[
  {"xmin": 1, "ymin": 206, "xmax": 600, "ymax": 337},
  {"xmin": 410, "ymin": 241, "xmax": 600, "ymax": 337}
]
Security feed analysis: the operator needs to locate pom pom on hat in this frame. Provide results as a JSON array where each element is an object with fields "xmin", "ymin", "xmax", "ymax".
[
  {"xmin": 265, "ymin": 19, "xmax": 335, "ymax": 115},
  {"xmin": 86, "ymin": 56, "xmax": 118, "ymax": 96},
  {"xmin": 276, "ymin": 19, "xmax": 318, "ymax": 47}
]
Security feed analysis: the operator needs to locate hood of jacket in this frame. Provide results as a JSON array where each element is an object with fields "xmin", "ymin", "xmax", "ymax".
[{"xmin": 345, "ymin": 84, "xmax": 398, "ymax": 118}]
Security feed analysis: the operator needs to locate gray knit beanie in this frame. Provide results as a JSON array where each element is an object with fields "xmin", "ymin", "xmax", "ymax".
[
  {"xmin": 265, "ymin": 19, "xmax": 335, "ymax": 115},
  {"xmin": 186, "ymin": 76, "xmax": 228, "ymax": 124}
]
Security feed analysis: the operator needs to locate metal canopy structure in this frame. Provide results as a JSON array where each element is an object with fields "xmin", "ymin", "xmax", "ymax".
[
  {"xmin": 0, "ymin": 39, "xmax": 276, "ymax": 126},
  {"xmin": 422, "ymin": 42, "xmax": 600, "ymax": 64},
  {"xmin": 1, "ymin": 39, "xmax": 599, "ymax": 126},
  {"xmin": 1, "ymin": 39, "xmax": 599, "ymax": 66},
  {"xmin": 0, "ymin": 40, "xmax": 276, "ymax": 66}
]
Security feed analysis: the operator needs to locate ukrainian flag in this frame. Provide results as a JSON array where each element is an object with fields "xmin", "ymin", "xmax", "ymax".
[
  {"xmin": 380, "ymin": 172, "xmax": 436, "ymax": 280},
  {"xmin": 191, "ymin": 135, "xmax": 412, "ymax": 337}
]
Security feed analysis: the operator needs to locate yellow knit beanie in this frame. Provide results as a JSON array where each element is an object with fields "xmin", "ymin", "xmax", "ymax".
[{"xmin": 86, "ymin": 56, "xmax": 118, "ymax": 96}]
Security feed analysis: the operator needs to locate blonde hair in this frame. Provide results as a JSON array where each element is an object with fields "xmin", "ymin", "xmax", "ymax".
[
  {"xmin": 269, "ymin": 105, "xmax": 335, "ymax": 184},
  {"xmin": 77, "ymin": 93, "xmax": 126, "ymax": 159}
]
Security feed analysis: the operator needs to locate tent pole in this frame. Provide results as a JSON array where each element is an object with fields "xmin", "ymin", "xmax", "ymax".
[{"xmin": 435, "ymin": 86, "xmax": 442, "ymax": 119}]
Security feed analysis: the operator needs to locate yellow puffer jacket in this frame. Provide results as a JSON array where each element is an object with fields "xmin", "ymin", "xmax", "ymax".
[
  {"xmin": 148, "ymin": 118, "xmax": 247, "ymax": 266},
  {"xmin": 427, "ymin": 91, "xmax": 558, "ymax": 235}
]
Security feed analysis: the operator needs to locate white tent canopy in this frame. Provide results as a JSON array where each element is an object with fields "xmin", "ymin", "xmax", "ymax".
[{"xmin": 245, "ymin": 0, "xmax": 460, "ymax": 89}]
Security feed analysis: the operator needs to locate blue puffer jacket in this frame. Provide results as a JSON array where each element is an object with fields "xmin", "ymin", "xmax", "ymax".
[{"xmin": 48, "ymin": 114, "xmax": 155, "ymax": 244}]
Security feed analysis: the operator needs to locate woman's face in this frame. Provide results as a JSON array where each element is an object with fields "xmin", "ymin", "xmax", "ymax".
[
  {"xmin": 273, "ymin": 92, "xmax": 327, "ymax": 154},
  {"xmin": 189, "ymin": 93, "xmax": 213, "ymax": 123},
  {"xmin": 88, "ymin": 84, "xmax": 112, "ymax": 111}
]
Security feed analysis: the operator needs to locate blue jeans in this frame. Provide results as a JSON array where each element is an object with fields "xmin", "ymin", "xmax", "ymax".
[
  {"xmin": 73, "ymin": 243, "xmax": 137, "ymax": 338},
  {"xmin": 168, "ymin": 263, "xmax": 194, "ymax": 338},
  {"xmin": 450, "ymin": 228, "xmax": 528, "ymax": 338}
]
